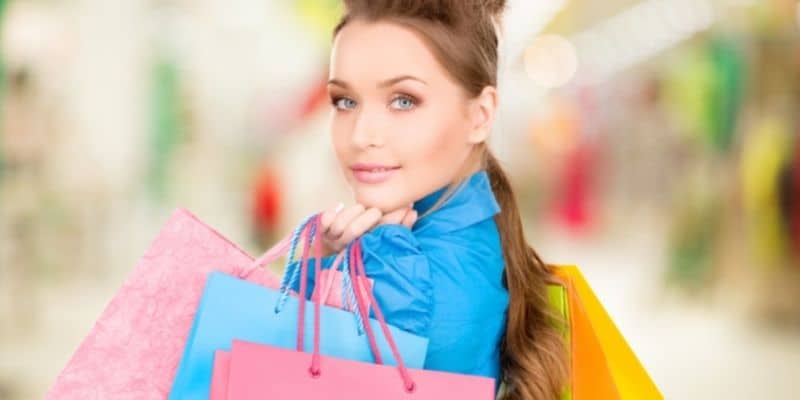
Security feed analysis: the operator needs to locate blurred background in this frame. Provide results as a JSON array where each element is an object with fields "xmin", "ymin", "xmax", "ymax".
[{"xmin": 1, "ymin": 0, "xmax": 799, "ymax": 398}]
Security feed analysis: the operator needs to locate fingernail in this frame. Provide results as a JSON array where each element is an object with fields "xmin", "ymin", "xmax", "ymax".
[{"xmin": 334, "ymin": 202, "xmax": 344, "ymax": 213}]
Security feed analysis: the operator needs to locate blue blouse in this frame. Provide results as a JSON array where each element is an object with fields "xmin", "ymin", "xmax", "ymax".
[{"xmin": 291, "ymin": 169, "xmax": 509, "ymax": 387}]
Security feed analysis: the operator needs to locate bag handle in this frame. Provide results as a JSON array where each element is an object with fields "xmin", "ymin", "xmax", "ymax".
[
  {"xmin": 318, "ymin": 246, "xmax": 368, "ymax": 334},
  {"xmin": 343, "ymin": 240, "xmax": 382, "ymax": 362},
  {"xmin": 348, "ymin": 238, "xmax": 416, "ymax": 392},
  {"xmin": 272, "ymin": 214, "xmax": 359, "ymax": 316},
  {"xmin": 234, "ymin": 233, "xmax": 291, "ymax": 279},
  {"xmin": 300, "ymin": 214, "xmax": 324, "ymax": 356},
  {"xmin": 275, "ymin": 214, "xmax": 337, "ymax": 314},
  {"xmin": 239, "ymin": 213, "xmax": 339, "ymax": 315},
  {"xmin": 237, "ymin": 214, "xmax": 312, "ymax": 284},
  {"xmin": 276, "ymin": 214, "xmax": 316, "ymax": 302},
  {"xmin": 318, "ymin": 251, "xmax": 346, "ymax": 306},
  {"xmin": 235, "ymin": 234, "xmax": 291, "ymax": 279},
  {"xmin": 292, "ymin": 216, "xmax": 416, "ymax": 392}
]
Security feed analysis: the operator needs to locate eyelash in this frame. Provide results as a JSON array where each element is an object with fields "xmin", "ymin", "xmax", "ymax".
[
  {"xmin": 391, "ymin": 94, "xmax": 419, "ymax": 110},
  {"xmin": 330, "ymin": 96, "xmax": 355, "ymax": 110},
  {"xmin": 330, "ymin": 94, "xmax": 420, "ymax": 111}
]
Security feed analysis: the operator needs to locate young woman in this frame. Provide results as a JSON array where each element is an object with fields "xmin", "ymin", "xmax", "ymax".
[{"xmin": 291, "ymin": 1, "xmax": 568, "ymax": 399}]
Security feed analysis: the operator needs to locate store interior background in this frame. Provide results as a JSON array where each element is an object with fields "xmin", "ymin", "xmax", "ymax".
[{"xmin": 1, "ymin": 0, "xmax": 800, "ymax": 398}]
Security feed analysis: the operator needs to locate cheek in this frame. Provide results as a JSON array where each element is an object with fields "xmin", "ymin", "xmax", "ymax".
[
  {"xmin": 330, "ymin": 119, "xmax": 350, "ymax": 160},
  {"xmin": 400, "ymin": 109, "xmax": 468, "ymax": 165}
]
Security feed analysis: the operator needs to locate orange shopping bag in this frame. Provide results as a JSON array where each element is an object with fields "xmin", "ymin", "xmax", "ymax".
[{"xmin": 551, "ymin": 265, "xmax": 663, "ymax": 400}]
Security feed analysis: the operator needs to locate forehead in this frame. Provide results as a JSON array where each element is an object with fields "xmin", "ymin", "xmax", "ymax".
[{"xmin": 329, "ymin": 19, "xmax": 451, "ymax": 86}]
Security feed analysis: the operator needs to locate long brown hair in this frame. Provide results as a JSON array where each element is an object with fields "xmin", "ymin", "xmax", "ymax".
[{"xmin": 333, "ymin": 1, "xmax": 568, "ymax": 399}]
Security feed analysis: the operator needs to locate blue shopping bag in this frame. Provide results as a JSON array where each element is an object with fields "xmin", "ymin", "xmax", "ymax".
[{"xmin": 168, "ymin": 215, "xmax": 429, "ymax": 400}]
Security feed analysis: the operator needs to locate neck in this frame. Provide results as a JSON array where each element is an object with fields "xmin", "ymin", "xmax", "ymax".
[{"xmin": 459, "ymin": 146, "xmax": 485, "ymax": 181}]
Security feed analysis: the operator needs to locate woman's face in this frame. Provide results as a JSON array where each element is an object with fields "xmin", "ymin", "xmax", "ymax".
[{"xmin": 327, "ymin": 20, "xmax": 486, "ymax": 212}]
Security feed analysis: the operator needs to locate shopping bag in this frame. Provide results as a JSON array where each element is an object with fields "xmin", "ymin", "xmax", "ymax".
[
  {"xmin": 169, "ymin": 215, "xmax": 429, "ymax": 399},
  {"xmin": 220, "ymin": 229, "xmax": 496, "ymax": 399},
  {"xmin": 209, "ymin": 351, "xmax": 230, "ymax": 400},
  {"xmin": 46, "ymin": 208, "xmax": 286, "ymax": 399},
  {"xmin": 553, "ymin": 265, "xmax": 663, "ymax": 400},
  {"xmin": 546, "ymin": 283, "xmax": 573, "ymax": 400}
]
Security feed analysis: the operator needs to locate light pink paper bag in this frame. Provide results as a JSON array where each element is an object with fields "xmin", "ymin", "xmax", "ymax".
[{"xmin": 46, "ymin": 208, "xmax": 287, "ymax": 399}]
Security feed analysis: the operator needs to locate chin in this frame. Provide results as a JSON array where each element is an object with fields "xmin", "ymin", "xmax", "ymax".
[{"xmin": 353, "ymin": 187, "xmax": 407, "ymax": 213}]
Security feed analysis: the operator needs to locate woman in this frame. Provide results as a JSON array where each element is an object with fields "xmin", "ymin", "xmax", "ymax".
[{"xmin": 291, "ymin": 1, "xmax": 569, "ymax": 399}]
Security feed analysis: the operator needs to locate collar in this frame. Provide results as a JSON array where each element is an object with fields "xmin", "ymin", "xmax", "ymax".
[{"xmin": 411, "ymin": 169, "xmax": 501, "ymax": 235}]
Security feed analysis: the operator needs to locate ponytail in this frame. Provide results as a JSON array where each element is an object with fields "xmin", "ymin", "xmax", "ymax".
[{"xmin": 485, "ymin": 151, "xmax": 569, "ymax": 400}]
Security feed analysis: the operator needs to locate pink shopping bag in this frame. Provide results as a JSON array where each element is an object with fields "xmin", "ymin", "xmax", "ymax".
[
  {"xmin": 215, "ymin": 218, "xmax": 496, "ymax": 400},
  {"xmin": 209, "ymin": 351, "xmax": 230, "ymax": 400},
  {"xmin": 46, "ymin": 208, "xmax": 288, "ymax": 399}
]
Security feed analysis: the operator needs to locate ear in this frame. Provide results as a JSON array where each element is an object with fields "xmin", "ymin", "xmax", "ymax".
[{"xmin": 467, "ymin": 85, "xmax": 499, "ymax": 144}]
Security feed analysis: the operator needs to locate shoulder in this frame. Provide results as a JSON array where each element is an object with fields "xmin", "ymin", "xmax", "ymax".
[
  {"xmin": 360, "ymin": 223, "xmax": 430, "ymax": 273},
  {"xmin": 361, "ymin": 223, "xmax": 422, "ymax": 254},
  {"xmin": 362, "ymin": 218, "xmax": 502, "ymax": 263},
  {"xmin": 418, "ymin": 218, "xmax": 503, "ymax": 265}
]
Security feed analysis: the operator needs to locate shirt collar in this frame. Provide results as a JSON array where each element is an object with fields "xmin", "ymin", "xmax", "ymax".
[{"xmin": 411, "ymin": 169, "xmax": 501, "ymax": 235}]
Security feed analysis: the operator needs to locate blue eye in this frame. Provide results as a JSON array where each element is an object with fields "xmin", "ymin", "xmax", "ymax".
[
  {"xmin": 332, "ymin": 97, "xmax": 357, "ymax": 110},
  {"xmin": 390, "ymin": 95, "xmax": 417, "ymax": 110}
]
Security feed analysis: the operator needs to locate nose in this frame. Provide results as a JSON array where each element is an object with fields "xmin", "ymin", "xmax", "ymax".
[{"xmin": 350, "ymin": 107, "xmax": 385, "ymax": 149}]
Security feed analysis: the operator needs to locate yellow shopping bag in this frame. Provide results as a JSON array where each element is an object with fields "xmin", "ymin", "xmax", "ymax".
[{"xmin": 551, "ymin": 265, "xmax": 663, "ymax": 400}]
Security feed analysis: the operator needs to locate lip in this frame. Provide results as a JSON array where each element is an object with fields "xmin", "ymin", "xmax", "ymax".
[{"xmin": 350, "ymin": 163, "xmax": 401, "ymax": 184}]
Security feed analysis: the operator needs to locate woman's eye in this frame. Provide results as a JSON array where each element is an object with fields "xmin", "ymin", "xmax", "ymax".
[
  {"xmin": 390, "ymin": 95, "xmax": 417, "ymax": 111},
  {"xmin": 332, "ymin": 96, "xmax": 357, "ymax": 110}
]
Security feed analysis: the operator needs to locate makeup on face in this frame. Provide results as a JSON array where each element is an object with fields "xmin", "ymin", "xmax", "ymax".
[{"xmin": 328, "ymin": 20, "xmax": 478, "ymax": 212}]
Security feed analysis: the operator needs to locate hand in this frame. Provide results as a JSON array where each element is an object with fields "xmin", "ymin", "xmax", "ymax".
[{"xmin": 316, "ymin": 202, "xmax": 418, "ymax": 256}]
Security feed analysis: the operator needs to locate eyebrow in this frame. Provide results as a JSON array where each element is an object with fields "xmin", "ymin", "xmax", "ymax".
[{"xmin": 327, "ymin": 75, "xmax": 428, "ymax": 89}]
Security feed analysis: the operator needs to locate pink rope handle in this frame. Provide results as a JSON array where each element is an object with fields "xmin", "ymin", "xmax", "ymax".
[
  {"xmin": 348, "ymin": 242, "xmax": 383, "ymax": 364},
  {"xmin": 293, "ymin": 213, "xmax": 326, "ymax": 376},
  {"xmin": 348, "ymin": 238, "xmax": 417, "ymax": 392},
  {"xmin": 296, "ymin": 217, "xmax": 316, "ymax": 353},
  {"xmin": 238, "ymin": 232, "xmax": 292, "ymax": 279},
  {"xmin": 317, "ymin": 251, "xmax": 346, "ymax": 305},
  {"xmin": 297, "ymin": 224, "xmax": 416, "ymax": 391},
  {"xmin": 310, "ymin": 214, "xmax": 324, "ymax": 375}
]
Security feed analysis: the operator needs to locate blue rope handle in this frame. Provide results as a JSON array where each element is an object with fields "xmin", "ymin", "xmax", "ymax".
[
  {"xmin": 274, "ymin": 213, "xmax": 316, "ymax": 313},
  {"xmin": 273, "ymin": 212, "xmax": 368, "ymax": 338},
  {"xmin": 286, "ymin": 215, "xmax": 319, "ymax": 298}
]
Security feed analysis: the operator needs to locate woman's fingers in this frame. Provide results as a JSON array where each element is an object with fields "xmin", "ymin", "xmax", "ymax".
[
  {"xmin": 401, "ymin": 209, "xmax": 418, "ymax": 228},
  {"xmin": 379, "ymin": 204, "xmax": 418, "ymax": 228},
  {"xmin": 379, "ymin": 208, "xmax": 406, "ymax": 225},
  {"xmin": 326, "ymin": 204, "xmax": 365, "ymax": 241},
  {"xmin": 320, "ymin": 202, "xmax": 344, "ymax": 232},
  {"xmin": 317, "ymin": 203, "xmax": 417, "ymax": 253},
  {"xmin": 333, "ymin": 207, "xmax": 382, "ymax": 249},
  {"xmin": 318, "ymin": 203, "xmax": 345, "ymax": 255}
]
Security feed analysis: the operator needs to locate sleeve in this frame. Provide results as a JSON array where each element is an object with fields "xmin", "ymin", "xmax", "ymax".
[
  {"xmin": 359, "ymin": 224, "xmax": 433, "ymax": 337},
  {"xmin": 288, "ymin": 224, "xmax": 433, "ymax": 337},
  {"xmin": 287, "ymin": 252, "xmax": 337, "ymax": 299}
]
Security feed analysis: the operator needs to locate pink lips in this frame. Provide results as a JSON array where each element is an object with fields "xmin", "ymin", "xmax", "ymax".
[{"xmin": 350, "ymin": 163, "xmax": 401, "ymax": 184}]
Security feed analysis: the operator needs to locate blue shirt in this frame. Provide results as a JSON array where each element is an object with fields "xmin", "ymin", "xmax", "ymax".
[{"xmin": 291, "ymin": 169, "xmax": 509, "ymax": 386}]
